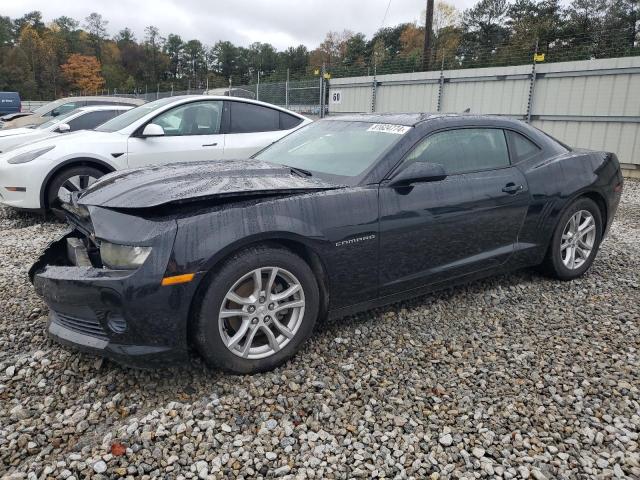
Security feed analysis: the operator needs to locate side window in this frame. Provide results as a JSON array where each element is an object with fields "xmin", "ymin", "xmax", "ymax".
[
  {"xmin": 49, "ymin": 102, "xmax": 79, "ymax": 118},
  {"xmin": 86, "ymin": 100, "xmax": 121, "ymax": 107},
  {"xmin": 279, "ymin": 112, "xmax": 302, "ymax": 130},
  {"xmin": 229, "ymin": 102, "xmax": 279, "ymax": 133},
  {"xmin": 67, "ymin": 111, "xmax": 115, "ymax": 131},
  {"xmin": 405, "ymin": 128, "xmax": 510, "ymax": 174},
  {"xmin": 150, "ymin": 101, "xmax": 222, "ymax": 136},
  {"xmin": 507, "ymin": 130, "xmax": 541, "ymax": 162}
]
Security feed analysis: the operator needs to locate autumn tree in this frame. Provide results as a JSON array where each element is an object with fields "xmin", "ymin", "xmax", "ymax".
[
  {"xmin": 61, "ymin": 53, "xmax": 104, "ymax": 93},
  {"xmin": 400, "ymin": 23, "xmax": 423, "ymax": 56}
]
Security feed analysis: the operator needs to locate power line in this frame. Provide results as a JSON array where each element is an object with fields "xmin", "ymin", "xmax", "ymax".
[{"xmin": 381, "ymin": 0, "xmax": 393, "ymax": 28}]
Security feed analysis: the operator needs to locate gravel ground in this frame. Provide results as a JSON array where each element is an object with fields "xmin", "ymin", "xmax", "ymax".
[{"xmin": 1, "ymin": 182, "xmax": 639, "ymax": 480}]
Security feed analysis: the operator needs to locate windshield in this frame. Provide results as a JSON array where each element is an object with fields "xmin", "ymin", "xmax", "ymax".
[
  {"xmin": 95, "ymin": 97, "xmax": 175, "ymax": 132},
  {"xmin": 37, "ymin": 109, "xmax": 79, "ymax": 129},
  {"xmin": 255, "ymin": 120, "xmax": 409, "ymax": 178},
  {"xmin": 32, "ymin": 100, "xmax": 62, "ymax": 115}
]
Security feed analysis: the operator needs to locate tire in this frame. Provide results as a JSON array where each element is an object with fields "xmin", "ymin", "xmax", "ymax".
[
  {"xmin": 194, "ymin": 245, "xmax": 320, "ymax": 374},
  {"xmin": 46, "ymin": 165, "xmax": 105, "ymax": 216},
  {"xmin": 541, "ymin": 197, "xmax": 603, "ymax": 280}
]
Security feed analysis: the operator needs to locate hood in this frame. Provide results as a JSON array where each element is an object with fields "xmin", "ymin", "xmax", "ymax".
[
  {"xmin": 0, "ymin": 127, "xmax": 36, "ymax": 138},
  {"xmin": 0, "ymin": 131, "xmax": 59, "ymax": 154},
  {"xmin": 77, "ymin": 159, "xmax": 341, "ymax": 209},
  {"xmin": 2, "ymin": 130, "xmax": 105, "ymax": 156}
]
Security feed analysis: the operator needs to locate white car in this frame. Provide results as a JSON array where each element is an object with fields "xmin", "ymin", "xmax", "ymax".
[
  {"xmin": 0, "ymin": 96, "xmax": 144, "ymax": 129},
  {"xmin": 0, "ymin": 106, "xmax": 132, "ymax": 154},
  {"xmin": 0, "ymin": 96, "xmax": 310, "ymax": 211}
]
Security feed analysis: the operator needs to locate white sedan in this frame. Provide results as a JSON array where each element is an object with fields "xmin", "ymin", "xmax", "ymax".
[
  {"xmin": 0, "ymin": 96, "xmax": 310, "ymax": 211},
  {"xmin": 0, "ymin": 105, "xmax": 132, "ymax": 154}
]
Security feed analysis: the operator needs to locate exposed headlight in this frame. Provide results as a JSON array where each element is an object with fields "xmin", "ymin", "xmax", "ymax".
[
  {"xmin": 7, "ymin": 146, "xmax": 55, "ymax": 164},
  {"xmin": 100, "ymin": 241, "xmax": 152, "ymax": 270}
]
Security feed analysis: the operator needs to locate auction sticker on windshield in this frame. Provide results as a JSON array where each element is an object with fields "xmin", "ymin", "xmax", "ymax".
[{"xmin": 367, "ymin": 124, "xmax": 412, "ymax": 134}]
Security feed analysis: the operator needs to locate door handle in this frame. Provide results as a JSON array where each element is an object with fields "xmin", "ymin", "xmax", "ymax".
[
  {"xmin": 502, "ymin": 183, "xmax": 523, "ymax": 194},
  {"xmin": 202, "ymin": 143, "xmax": 218, "ymax": 147}
]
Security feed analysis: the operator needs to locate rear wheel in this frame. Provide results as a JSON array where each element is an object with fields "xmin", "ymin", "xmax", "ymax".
[
  {"xmin": 541, "ymin": 197, "xmax": 602, "ymax": 280},
  {"xmin": 46, "ymin": 165, "xmax": 104, "ymax": 217},
  {"xmin": 194, "ymin": 246, "xmax": 319, "ymax": 374}
]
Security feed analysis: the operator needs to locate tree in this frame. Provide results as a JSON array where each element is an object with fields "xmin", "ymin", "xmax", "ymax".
[
  {"xmin": 17, "ymin": 26, "xmax": 42, "ymax": 85},
  {"xmin": 184, "ymin": 39, "xmax": 207, "ymax": 85},
  {"xmin": 165, "ymin": 33, "xmax": 184, "ymax": 78},
  {"xmin": 278, "ymin": 45, "xmax": 309, "ymax": 73},
  {"xmin": 597, "ymin": 0, "xmax": 639, "ymax": 56},
  {"xmin": 400, "ymin": 23, "xmax": 424, "ymax": 56},
  {"xmin": 459, "ymin": 0, "xmax": 511, "ymax": 67},
  {"xmin": 144, "ymin": 25, "xmax": 163, "ymax": 83},
  {"xmin": 312, "ymin": 30, "xmax": 353, "ymax": 65},
  {"xmin": 210, "ymin": 40, "xmax": 239, "ymax": 80},
  {"xmin": 247, "ymin": 42, "xmax": 278, "ymax": 77},
  {"xmin": 342, "ymin": 33, "xmax": 367, "ymax": 66},
  {"xmin": 433, "ymin": 1, "xmax": 460, "ymax": 33},
  {"xmin": 13, "ymin": 11, "xmax": 45, "ymax": 38},
  {"xmin": 61, "ymin": 53, "xmax": 104, "ymax": 93},
  {"xmin": 0, "ymin": 16, "xmax": 13, "ymax": 46},
  {"xmin": 84, "ymin": 12, "xmax": 108, "ymax": 59},
  {"xmin": 115, "ymin": 28, "xmax": 136, "ymax": 46}
]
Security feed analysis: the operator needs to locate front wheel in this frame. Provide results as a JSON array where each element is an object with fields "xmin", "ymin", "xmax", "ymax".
[
  {"xmin": 46, "ymin": 165, "xmax": 104, "ymax": 216},
  {"xmin": 541, "ymin": 197, "xmax": 603, "ymax": 280},
  {"xmin": 194, "ymin": 246, "xmax": 320, "ymax": 374}
]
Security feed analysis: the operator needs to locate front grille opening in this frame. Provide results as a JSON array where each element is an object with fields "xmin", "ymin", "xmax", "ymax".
[{"xmin": 54, "ymin": 311, "xmax": 108, "ymax": 340}]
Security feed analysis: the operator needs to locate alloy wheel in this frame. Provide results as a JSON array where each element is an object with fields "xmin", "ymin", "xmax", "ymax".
[
  {"xmin": 560, "ymin": 209, "xmax": 596, "ymax": 270},
  {"xmin": 218, "ymin": 267, "xmax": 305, "ymax": 359},
  {"xmin": 57, "ymin": 174, "xmax": 99, "ymax": 200}
]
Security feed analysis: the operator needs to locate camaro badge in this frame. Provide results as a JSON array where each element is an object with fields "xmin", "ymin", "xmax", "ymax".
[{"xmin": 335, "ymin": 234, "xmax": 376, "ymax": 247}]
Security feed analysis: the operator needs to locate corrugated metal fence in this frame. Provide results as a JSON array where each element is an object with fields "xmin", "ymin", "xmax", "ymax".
[{"xmin": 328, "ymin": 56, "xmax": 640, "ymax": 176}]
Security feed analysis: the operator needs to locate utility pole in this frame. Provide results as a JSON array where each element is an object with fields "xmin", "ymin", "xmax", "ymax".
[{"xmin": 422, "ymin": 0, "xmax": 435, "ymax": 71}]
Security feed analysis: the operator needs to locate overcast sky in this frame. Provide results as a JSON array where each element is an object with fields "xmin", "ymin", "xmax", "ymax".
[{"xmin": 4, "ymin": 0, "xmax": 477, "ymax": 50}]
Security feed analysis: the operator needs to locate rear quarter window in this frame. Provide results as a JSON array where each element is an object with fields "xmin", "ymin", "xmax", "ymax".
[
  {"xmin": 507, "ymin": 130, "xmax": 542, "ymax": 162},
  {"xmin": 279, "ymin": 112, "xmax": 303, "ymax": 130}
]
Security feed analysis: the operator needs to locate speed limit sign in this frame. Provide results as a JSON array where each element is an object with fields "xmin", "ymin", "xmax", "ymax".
[{"xmin": 331, "ymin": 91, "xmax": 342, "ymax": 104}]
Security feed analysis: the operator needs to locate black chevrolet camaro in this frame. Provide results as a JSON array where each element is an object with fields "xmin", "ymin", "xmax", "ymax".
[{"xmin": 30, "ymin": 114, "xmax": 623, "ymax": 373}]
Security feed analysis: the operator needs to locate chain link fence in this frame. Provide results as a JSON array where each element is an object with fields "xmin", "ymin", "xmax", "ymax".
[
  {"xmin": 324, "ymin": 26, "xmax": 639, "ymax": 80},
  {"xmin": 86, "ymin": 79, "xmax": 325, "ymax": 117},
  {"xmin": 210, "ymin": 79, "xmax": 324, "ymax": 116}
]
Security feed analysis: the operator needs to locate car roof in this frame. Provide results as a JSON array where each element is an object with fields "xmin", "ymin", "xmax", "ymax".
[
  {"xmin": 75, "ymin": 105, "xmax": 133, "ymax": 112},
  {"xmin": 322, "ymin": 113, "xmax": 524, "ymax": 127},
  {"xmin": 170, "ymin": 95, "xmax": 309, "ymax": 119},
  {"xmin": 48, "ymin": 96, "xmax": 145, "ymax": 105}
]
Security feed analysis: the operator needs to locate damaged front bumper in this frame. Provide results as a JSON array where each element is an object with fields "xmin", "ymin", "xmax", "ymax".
[{"xmin": 29, "ymin": 209, "xmax": 198, "ymax": 368}]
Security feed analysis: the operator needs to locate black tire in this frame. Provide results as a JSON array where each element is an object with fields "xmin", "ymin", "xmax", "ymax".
[
  {"xmin": 540, "ymin": 197, "xmax": 603, "ymax": 280},
  {"xmin": 46, "ymin": 165, "xmax": 105, "ymax": 216},
  {"xmin": 194, "ymin": 245, "xmax": 320, "ymax": 374}
]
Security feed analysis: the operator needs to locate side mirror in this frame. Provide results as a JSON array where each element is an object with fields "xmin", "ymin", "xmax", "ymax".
[
  {"xmin": 389, "ymin": 162, "xmax": 447, "ymax": 187},
  {"xmin": 141, "ymin": 123, "xmax": 165, "ymax": 137},
  {"xmin": 56, "ymin": 123, "xmax": 70, "ymax": 133}
]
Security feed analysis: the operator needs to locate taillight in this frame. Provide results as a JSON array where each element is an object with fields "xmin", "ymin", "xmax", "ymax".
[{"xmin": 614, "ymin": 182, "xmax": 623, "ymax": 193}]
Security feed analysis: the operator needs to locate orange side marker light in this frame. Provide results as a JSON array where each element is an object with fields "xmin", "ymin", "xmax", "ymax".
[{"xmin": 161, "ymin": 273, "xmax": 195, "ymax": 286}]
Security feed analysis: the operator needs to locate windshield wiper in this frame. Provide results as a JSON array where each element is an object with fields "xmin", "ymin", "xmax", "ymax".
[{"xmin": 287, "ymin": 166, "xmax": 313, "ymax": 178}]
